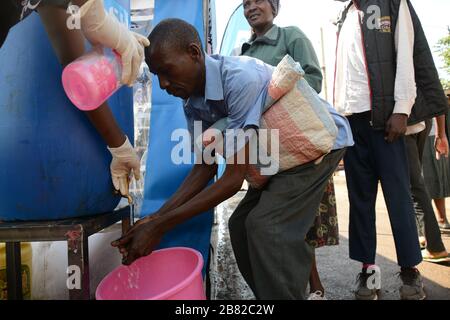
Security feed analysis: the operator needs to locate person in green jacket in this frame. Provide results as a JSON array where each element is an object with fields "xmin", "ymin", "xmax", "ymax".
[
  {"xmin": 241, "ymin": 0, "xmax": 322, "ymax": 94},
  {"xmin": 240, "ymin": 0, "xmax": 336, "ymax": 300}
]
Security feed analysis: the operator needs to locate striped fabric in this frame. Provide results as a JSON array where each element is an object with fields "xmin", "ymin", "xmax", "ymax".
[
  {"xmin": 204, "ymin": 55, "xmax": 338, "ymax": 189},
  {"xmin": 243, "ymin": 55, "xmax": 338, "ymax": 188}
]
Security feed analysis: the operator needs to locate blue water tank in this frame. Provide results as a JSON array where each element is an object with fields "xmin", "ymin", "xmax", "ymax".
[{"xmin": 0, "ymin": 6, "xmax": 133, "ymax": 221}]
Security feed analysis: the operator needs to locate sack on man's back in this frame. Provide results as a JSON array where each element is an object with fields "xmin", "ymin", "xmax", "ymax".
[{"xmin": 204, "ymin": 55, "xmax": 338, "ymax": 189}]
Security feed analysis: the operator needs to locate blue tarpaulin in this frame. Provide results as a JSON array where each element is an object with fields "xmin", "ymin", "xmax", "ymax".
[
  {"xmin": 141, "ymin": 0, "xmax": 214, "ymax": 276},
  {"xmin": 219, "ymin": 4, "xmax": 251, "ymax": 56}
]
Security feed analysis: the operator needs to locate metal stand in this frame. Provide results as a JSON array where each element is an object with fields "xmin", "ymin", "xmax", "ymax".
[{"xmin": 0, "ymin": 206, "xmax": 132, "ymax": 300}]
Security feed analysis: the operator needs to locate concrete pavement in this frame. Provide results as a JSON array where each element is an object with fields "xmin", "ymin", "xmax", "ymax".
[{"xmin": 209, "ymin": 173, "xmax": 450, "ymax": 300}]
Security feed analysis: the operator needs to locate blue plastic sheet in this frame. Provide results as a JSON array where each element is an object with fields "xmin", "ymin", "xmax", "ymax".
[
  {"xmin": 0, "ymin": 0, "xmax": 133, "ymax": 221},
  {"xmin": 142, "ymin": 0, "xmax": 214, "ymax": 276},
  {"xmin": 219, "ymin": 4, "xmax": 251, "ymax": 56}
]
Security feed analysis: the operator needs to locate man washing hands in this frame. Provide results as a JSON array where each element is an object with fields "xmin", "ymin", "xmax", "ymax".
[{"xmin": 111, "ymin": 18, "xmax": 354, "ymax": 301}]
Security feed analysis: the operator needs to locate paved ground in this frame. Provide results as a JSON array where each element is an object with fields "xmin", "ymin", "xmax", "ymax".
[{"xmin": 209, "ymin": 173, "xmax": 450, "ymax": 300}]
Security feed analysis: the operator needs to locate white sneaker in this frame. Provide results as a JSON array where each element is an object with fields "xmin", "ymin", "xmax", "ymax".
[{"xmin": 307, "ymin": 291, "xmax": 327, "ymax": 300}]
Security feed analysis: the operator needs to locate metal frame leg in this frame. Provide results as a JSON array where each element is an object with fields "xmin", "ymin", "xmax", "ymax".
[
  {"xmin": 66, "ymin": 227, "xmax": 90, "ymax": 300},
  {"xmin": 122, "ymin": 216, "xmax": 131, "ymax": 235},
  {"xmin": 6, "ymin": 242, "xmax": 23, "ymax": 300},
  {"xmin": 121, "ymin": 204, "xmax": 133, "ymax": 235}
]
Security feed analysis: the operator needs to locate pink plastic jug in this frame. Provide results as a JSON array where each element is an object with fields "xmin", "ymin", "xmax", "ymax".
[
  {"xmin": 62, "ymin": 47, "xmax": 122, "ymax": 111},
  {"xmin": 95, "ymin": 247, "xmax": 206, "ymax": 300}
]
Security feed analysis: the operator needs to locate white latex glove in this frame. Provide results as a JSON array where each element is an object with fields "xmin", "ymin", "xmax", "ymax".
[
  {"xmin": 107, "ymin": 136, "xmax": 141, "ymax": 197},
  {"xmin": 79, "ymin": 0, "xmax": 150, "ymax": 86}
]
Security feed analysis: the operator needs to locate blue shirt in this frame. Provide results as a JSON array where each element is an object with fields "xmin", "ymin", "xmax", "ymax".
[
  {"xmin": 184, "ymin": 54, "xmax": 273, "ymax": 156},
  {"xmin": 184, "ymin": 54, "xmax": 353, "ymax": 157}
]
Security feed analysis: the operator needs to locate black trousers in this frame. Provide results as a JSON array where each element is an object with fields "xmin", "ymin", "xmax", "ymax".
[
  {"xmin": 0, "ymin": 1, "xmax": 21, "ymax": 48},
  {"xmin": 345, "ymin": 112, "xmax": 422, "ymax": 267},
  {"xmin": 0, "ymin": 1, "xmax": 69, "ymax": 49},
  {"xmin": 406, "ymin": 120, "xmax": 446, "ymax": 253}
]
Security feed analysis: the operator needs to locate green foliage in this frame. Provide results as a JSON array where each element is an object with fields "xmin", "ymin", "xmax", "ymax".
[
  {"xmin": 436, "ymin": 27, "xmax": 450, "ymax": 78},
  {"xmin": 441, "ymin": 79, "xmax": 450, "ymax": 91}
]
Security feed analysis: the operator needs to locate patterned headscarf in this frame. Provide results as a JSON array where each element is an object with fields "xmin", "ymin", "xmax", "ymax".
[{"xmin": 267, "ymin": 0, "xmax": 280, "ymax": 17}]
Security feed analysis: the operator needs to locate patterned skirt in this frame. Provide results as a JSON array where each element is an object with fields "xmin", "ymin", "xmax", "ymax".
[{"xmin": 306, "ymin": 177, "xmax": 339, "ymax": 248}]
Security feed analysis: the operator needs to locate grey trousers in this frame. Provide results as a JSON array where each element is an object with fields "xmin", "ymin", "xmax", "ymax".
[{"xmin": 228, "ymin": 149, "xmax": 346, "ymax": 300}]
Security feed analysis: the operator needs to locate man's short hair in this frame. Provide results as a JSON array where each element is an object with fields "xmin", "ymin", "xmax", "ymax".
[{"xmin": 148, "ymin": 18, "xmax": 203, "ymax": 55}]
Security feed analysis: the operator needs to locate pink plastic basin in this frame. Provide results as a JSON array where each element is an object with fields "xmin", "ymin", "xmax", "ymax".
[{"xmin": 95, "ymin": 247, "xmax": 206, "ymax": 300}]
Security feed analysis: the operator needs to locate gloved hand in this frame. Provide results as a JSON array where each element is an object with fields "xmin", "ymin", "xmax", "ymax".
[
  {"xmin": 79, "ymin": 0, "xmax": 150, "ymax": 86},
  {"xmin": 107, "ymin": 136, "xmax": 141, "ymax": 197}
]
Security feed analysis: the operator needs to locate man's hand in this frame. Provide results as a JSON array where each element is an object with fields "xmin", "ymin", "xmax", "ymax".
[
  {"xmin": 385, "ymin": 113, "xmax": 408, "ymax": 143},
  {"xmin": 435, "ymin": 135, "xmax": 449, "ymax": 160},
  {"xmin": 111, "ymin": 214, "xmax": 166, "ymax": 265},
  {"xmin": 108, "ymin": 136, "xmax": 141, "ymax": 197},
  {"xmin": 79, "ymin": 0, "xmax": 150, "ymax": 86},
  {"xmin": 202, "ymin": 128, "xmax": 217, "ymax": 147}
]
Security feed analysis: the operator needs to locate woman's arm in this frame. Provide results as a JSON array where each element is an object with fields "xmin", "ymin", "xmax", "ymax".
[
  {"xmin": 37, "ymin": 4, "xmax": 126, "ymax": 148},
  {"xmin": 37, "ymin": 5, "xmax": 139, "ymax": 197},
  {"xmin": 434, "ymin": 115, "xmax": 449, "ymax": 159}
]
